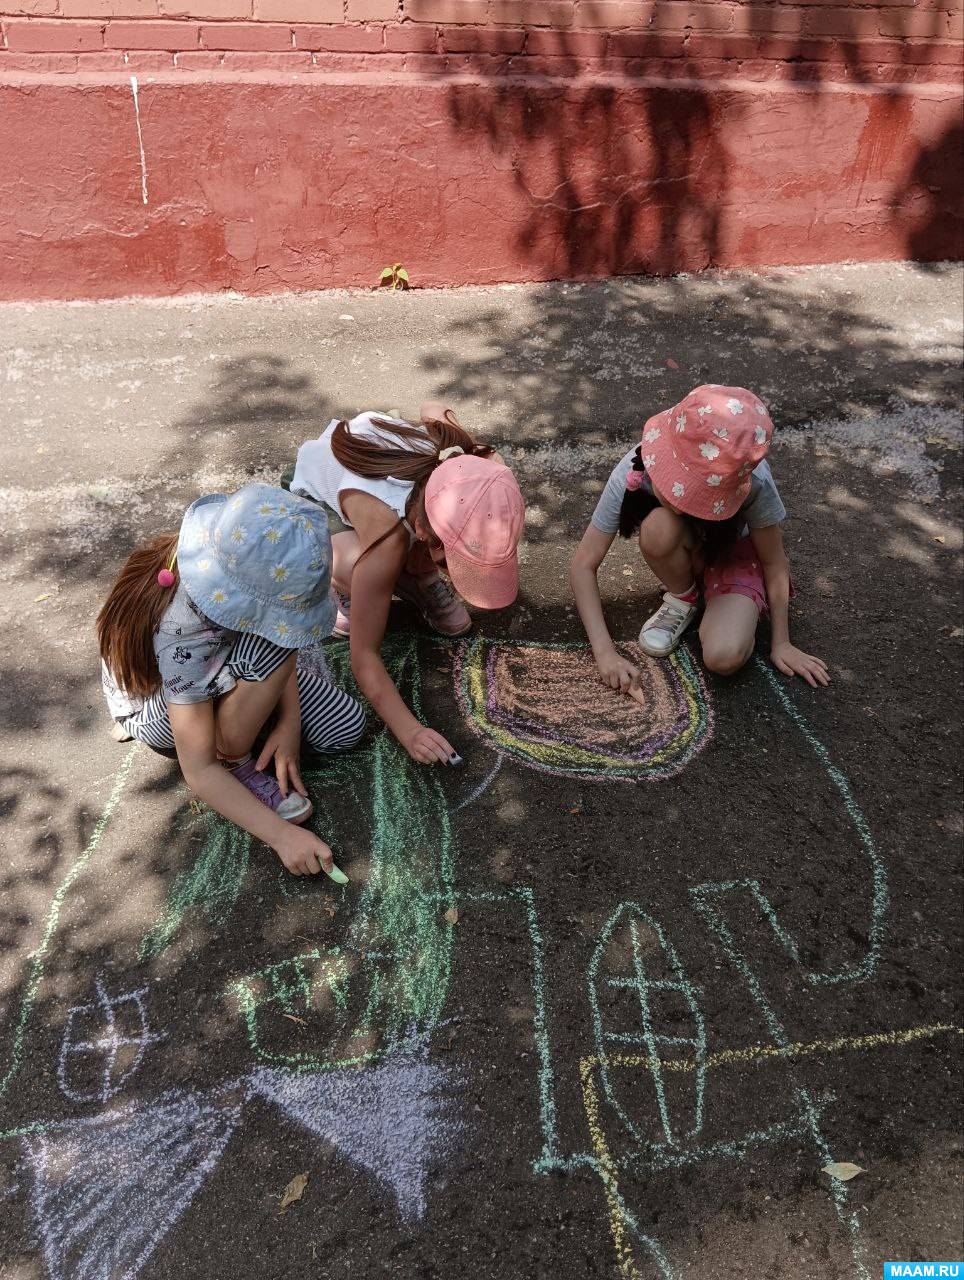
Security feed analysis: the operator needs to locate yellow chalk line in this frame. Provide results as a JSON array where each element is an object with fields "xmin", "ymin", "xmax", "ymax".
[
  {"xmin": 579, "ymin": 1057, "xmax": 643, "ymax": 1279},
  {"xmin": 602, "ymin": 1021, "xmax": 962, "ymax": 1076},
  {"xmin": 581, "ymin": 1022, "xmax": 961, "ymax": 1277}
]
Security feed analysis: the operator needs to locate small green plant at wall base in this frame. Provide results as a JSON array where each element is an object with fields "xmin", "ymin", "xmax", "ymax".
[{"xmin": 379, "ymin": 263, "xmax": 410, "ymax": 291}]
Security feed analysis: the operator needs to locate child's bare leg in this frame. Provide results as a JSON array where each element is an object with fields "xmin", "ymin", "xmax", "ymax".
[
  {"xmin": 215, "ymin": 653, "xmax": 296, "ymax": 760},
  {"xmin": 331, "ymin": 529, "xmax": 362, "ymax": 593},
  {"xmin": 639, "ymin": 508, "xmax": 696, "ymax": 594},
  {"xmin": 699, "ymin": 594, "xmax": 759, "ymax": 675}
]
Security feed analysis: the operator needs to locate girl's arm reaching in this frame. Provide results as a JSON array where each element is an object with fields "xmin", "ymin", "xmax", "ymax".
[
  {"xmin": 751, "ymin": 524, "xmax": 830, "ymax": 688},
  {"xmin": 169, "ymin": 701, "xmax": 335, "ymax": 875},
  {"xmin": 570, "ymin": 524, "xmax": 641, "ymax": 693},
  {"xmin": 343, "ymin": 490, "xmax": 458, "ymax": 765}
]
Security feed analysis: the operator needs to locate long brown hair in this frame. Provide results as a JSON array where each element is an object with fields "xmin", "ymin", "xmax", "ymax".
[
  {"xmin": 331, "ymin": 410, "xmax": 493, "ymax": 557},
  {"xmin": 96, "ymin": 532, "xmax": 178, "ymax": 697}
]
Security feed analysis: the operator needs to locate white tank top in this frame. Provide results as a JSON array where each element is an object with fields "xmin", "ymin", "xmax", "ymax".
[{"xmin": 291, "ymin": 412, "xmax": 434, "ymax": 537}]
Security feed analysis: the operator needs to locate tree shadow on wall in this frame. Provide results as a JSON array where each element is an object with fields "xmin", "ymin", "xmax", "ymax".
[
  {"xmin": 433, "ymin": 0, "xmax": 959, "ymax": 281},
  {"xmin": 890, "ymin": 119, "xmax": 964, "ymax": 266},
  {"xmin": 447, "ymin": 80, "xmax": 731, "ymax": 278}
]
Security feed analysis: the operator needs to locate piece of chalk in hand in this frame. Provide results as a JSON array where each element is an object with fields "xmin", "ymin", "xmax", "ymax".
[
  {"xmin": 449, "ymin": 753, "xmax": 462, "ymax": 765},
  {"xmin": 325, "ymin": 864, "xmax": 349, "ymax": 886}
]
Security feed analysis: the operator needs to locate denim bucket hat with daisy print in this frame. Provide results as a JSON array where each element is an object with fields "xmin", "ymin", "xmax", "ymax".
[
  {"xmin": 639, "ymin": 385, "xmax": 774, "ymax": 521},
  {"xmin": 176, "ymin": 482, "xmax": 336, "ymax": 647}
]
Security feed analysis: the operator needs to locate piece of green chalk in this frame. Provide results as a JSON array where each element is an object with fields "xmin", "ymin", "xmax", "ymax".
[{"xmin": 325, "ymin": 864, "xmax": 349, "ymax": 886}]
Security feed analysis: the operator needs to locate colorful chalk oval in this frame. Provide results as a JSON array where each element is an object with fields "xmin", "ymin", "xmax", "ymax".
[{"xmin": 454, "ymin": 638, "xmax": 713, "ymax": 782}]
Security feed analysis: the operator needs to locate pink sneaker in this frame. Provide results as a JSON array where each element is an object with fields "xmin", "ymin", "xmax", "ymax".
[
  {"xmin": 224, "ymin": 755, "xmax": 313, "ymax": 824},
  {"xmin": 394, "ymin": 571, "xmax": 472, "ymax": 637}
]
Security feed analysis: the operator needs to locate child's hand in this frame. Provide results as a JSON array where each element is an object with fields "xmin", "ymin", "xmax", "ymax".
[
  {"xmin": 274, "ymin": 825, "xmax": 334, "ymax": 876},
  {"xmin": 771, "ymin": 642, "xmax": 830, "ymax": 688},
  {"xmin": 255, "ymin": 719, "xmax": 306, "ymax": 800},
  {"xmin": 596, "ymin": 649, "xmax": 641, "ymax": 694},
  {"xmin": 405, "ymin": 724, "xmax": 458, "ymax": 765}
]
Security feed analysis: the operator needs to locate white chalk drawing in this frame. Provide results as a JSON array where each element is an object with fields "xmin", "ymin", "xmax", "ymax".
[
  {"xmin": 250, "ymin": 1037, "xmax": 460, "ymax": 1223},
  {"xmin": 57, "ymin": 976, "xmax": 165, "ymax": 1105},
  {"xmin": 22, "ymin": 1086, "xmax": 243, "ymax": 1280}
]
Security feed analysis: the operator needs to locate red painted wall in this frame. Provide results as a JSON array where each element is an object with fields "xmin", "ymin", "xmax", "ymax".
[{"xmin": 1, "ymin": 2, "xmax": 961, "ymax": 299}]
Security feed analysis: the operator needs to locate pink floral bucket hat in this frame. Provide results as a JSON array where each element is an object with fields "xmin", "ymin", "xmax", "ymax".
[{"xmin": 637, "ymin": 385, "xmax": 774, "ymax": 521}]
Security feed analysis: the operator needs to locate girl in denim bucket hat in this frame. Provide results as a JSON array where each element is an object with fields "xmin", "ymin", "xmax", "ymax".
[
  {"xmin": 98, "ymin": 483, "xmax": 365, "ymax": 879},
  {"xmin": 571, "ymin": 386, "xmax": 829, "ymax": 689}
]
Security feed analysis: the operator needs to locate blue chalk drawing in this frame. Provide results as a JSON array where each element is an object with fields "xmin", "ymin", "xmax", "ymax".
[
  {"xmin": 249, "ymin": 1038, "xmax": 460, "ymax": 1223},
  {"xmin": 22, "ymin": 1086, "xmax": 243, "ymax": 1280}
]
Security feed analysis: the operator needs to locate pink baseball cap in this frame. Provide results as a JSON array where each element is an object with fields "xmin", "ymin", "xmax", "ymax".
[
  {"xmin": 425, "ymin": 454, "xmax": 525, "ymax": 609},
  {"xmin": 641, "ymin": 385, "xmax": 774, "ymax": 521}
]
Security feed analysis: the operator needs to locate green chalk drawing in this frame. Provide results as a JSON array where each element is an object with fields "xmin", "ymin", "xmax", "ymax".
[
  {"xmin": 231, "ymin": 950, "xmax": 353, "ymax": 1068},
  {"xmin": 448, "ymin": 888, "xmax": 561, "ymax": 1175},
  {"xmin": 139, "ymin": 810, "xmax": 251, "ymax": 961},
  {"xmin": 0, "ymin": 747, "xmax": 137, "ymax": 1104},
  {"xmin": 588, "ymin": 903, "xmax": 707, "ymax": 1153},
  {"xmin": 753, "ymin": 656, "xmax": 887, "ymax": 986},
  {"xmin": 201, "ymin": 635, "xmax": 457, "ymax": 1074}
]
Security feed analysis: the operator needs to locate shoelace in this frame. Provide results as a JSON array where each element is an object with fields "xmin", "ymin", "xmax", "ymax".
[
  {"xmin": 234, "ymin": 763, "xmax": 280, "ymax": 808},
  {"xmin": 424, "ymin": 577, "xmax": 457, "ymax": 608},
  {"xmin": 649, "ymin": 600, "xmax": 690, "ymax": 636}
]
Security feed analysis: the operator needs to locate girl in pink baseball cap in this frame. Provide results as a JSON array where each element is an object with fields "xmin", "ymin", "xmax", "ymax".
[
  {"xmin": 571, "ymin": 385, "xmax": 828, "ymax": 688},
  {"xmin": 290, "ymin": 402, "xmax": 525, "ymax": 765}
]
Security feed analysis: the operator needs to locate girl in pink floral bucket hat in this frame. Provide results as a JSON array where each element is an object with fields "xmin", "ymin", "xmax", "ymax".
[{"xmin": 571, "ymin": 385, "xmax": 829, "ymax": 688}]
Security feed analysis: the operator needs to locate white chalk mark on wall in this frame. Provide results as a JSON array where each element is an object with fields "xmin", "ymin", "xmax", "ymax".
[
  {"xmin": 130, "ymin": 76, "xmax": 149, "ymax": 206},
  {"xmin": 22, "ymin": 1087, "xmax": 242, "ymax": 1280},
  {"xmin": 57, "ymin": 976, "xmax": 165, "ymax": 1105}
]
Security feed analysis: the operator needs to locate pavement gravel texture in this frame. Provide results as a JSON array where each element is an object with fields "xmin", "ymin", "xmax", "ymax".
[{"xmin": 0, "ymin": 262, "xmax": 961, "ymax": 1280}]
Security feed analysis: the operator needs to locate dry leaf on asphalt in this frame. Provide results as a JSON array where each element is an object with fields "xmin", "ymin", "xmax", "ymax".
[
  {"xmin": 279, "ymin": 1172, "xmax": 309, "ymax": 1213},
  {"xmin": 822, "ymin": 1162, "xmax": 864, "ymax": 1182},
  {"xmin": 949, "ymin": 627, "xmax": 963, "ymax": 639},
  {"xmin": 443, "ymin": 906, "xmax": 459, "ymax": 925}
]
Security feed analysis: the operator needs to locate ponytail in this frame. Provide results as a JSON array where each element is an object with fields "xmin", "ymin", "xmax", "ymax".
[
  {"xmin": 96, "ymin": 532, "xmax": 179, "ymax": 697},
  {"xmin": 331, "ymin": 410, "xmax": 494, "ymax": 559}
]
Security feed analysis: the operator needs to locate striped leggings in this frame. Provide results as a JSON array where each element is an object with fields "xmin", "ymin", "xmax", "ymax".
[{"xmin": 122, "ymin": 634, "xmax": 365, "ymax": 756}]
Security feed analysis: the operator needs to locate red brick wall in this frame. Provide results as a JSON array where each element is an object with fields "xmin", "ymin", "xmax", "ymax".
[
  {"xmin": 1, "ymin": 1, "xmax": 960, "ymax": 299},
  {"xmin": 2, "ymin": 0, "xmax": 961, "ymax": 80}
]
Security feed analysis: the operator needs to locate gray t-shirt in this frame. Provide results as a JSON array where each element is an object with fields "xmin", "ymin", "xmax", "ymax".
[
  {"xmin": 590, "ymin": 448, "xmax": 786, "ymax": 537},
  {"xmin": 102, "ymin": 585, "xmax": 239, "ymax": 721}
]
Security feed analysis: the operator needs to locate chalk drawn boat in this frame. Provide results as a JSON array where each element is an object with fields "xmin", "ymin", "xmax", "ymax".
[
  {"xmin": 454, "ymin": 638, "xmax": 713, "ymax": 782},
  {"xmin": 587, "ymin": 902, "xmax": 707, "ymax": 1153}
]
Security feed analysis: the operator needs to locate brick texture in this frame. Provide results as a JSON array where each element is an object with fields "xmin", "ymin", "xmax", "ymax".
[{"xmin": 1, "ymin": 0, "xmax": 960, "ymax": 82}]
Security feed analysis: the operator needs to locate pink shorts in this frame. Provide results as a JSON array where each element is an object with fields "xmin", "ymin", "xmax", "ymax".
[{"xmin": 701, "ymin": 536, "xmax": 794, "ymax": 616}]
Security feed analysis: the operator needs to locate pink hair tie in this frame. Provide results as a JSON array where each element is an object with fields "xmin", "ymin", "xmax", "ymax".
[{"xmin": 625, "ymin": 469, "xmax": 644, "ymax": 492}]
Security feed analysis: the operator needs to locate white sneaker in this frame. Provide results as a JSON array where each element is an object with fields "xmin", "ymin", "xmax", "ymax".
[{"xmin": 638, "ymin": 592, "xmax": 698, "ymax": 658}]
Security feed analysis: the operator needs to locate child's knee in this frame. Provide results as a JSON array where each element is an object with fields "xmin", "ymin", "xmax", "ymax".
[
  {"xmin": 217, "ymin": 726, "xmax": 256, "ymax": 760},
  {"xmin": 701, "ymin": 635, "xmax": 752, "ymax": 676},
  {"xmin": 305, "ymin": 695, "xmax": 366, "ymax": 754},
  {"xmin": 639, "ymin": 507, "xmax": 686, "ymax": 559},
  {"xmin": 340, "ymin": 699, "xmax": 367, "ymax": 749}
]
